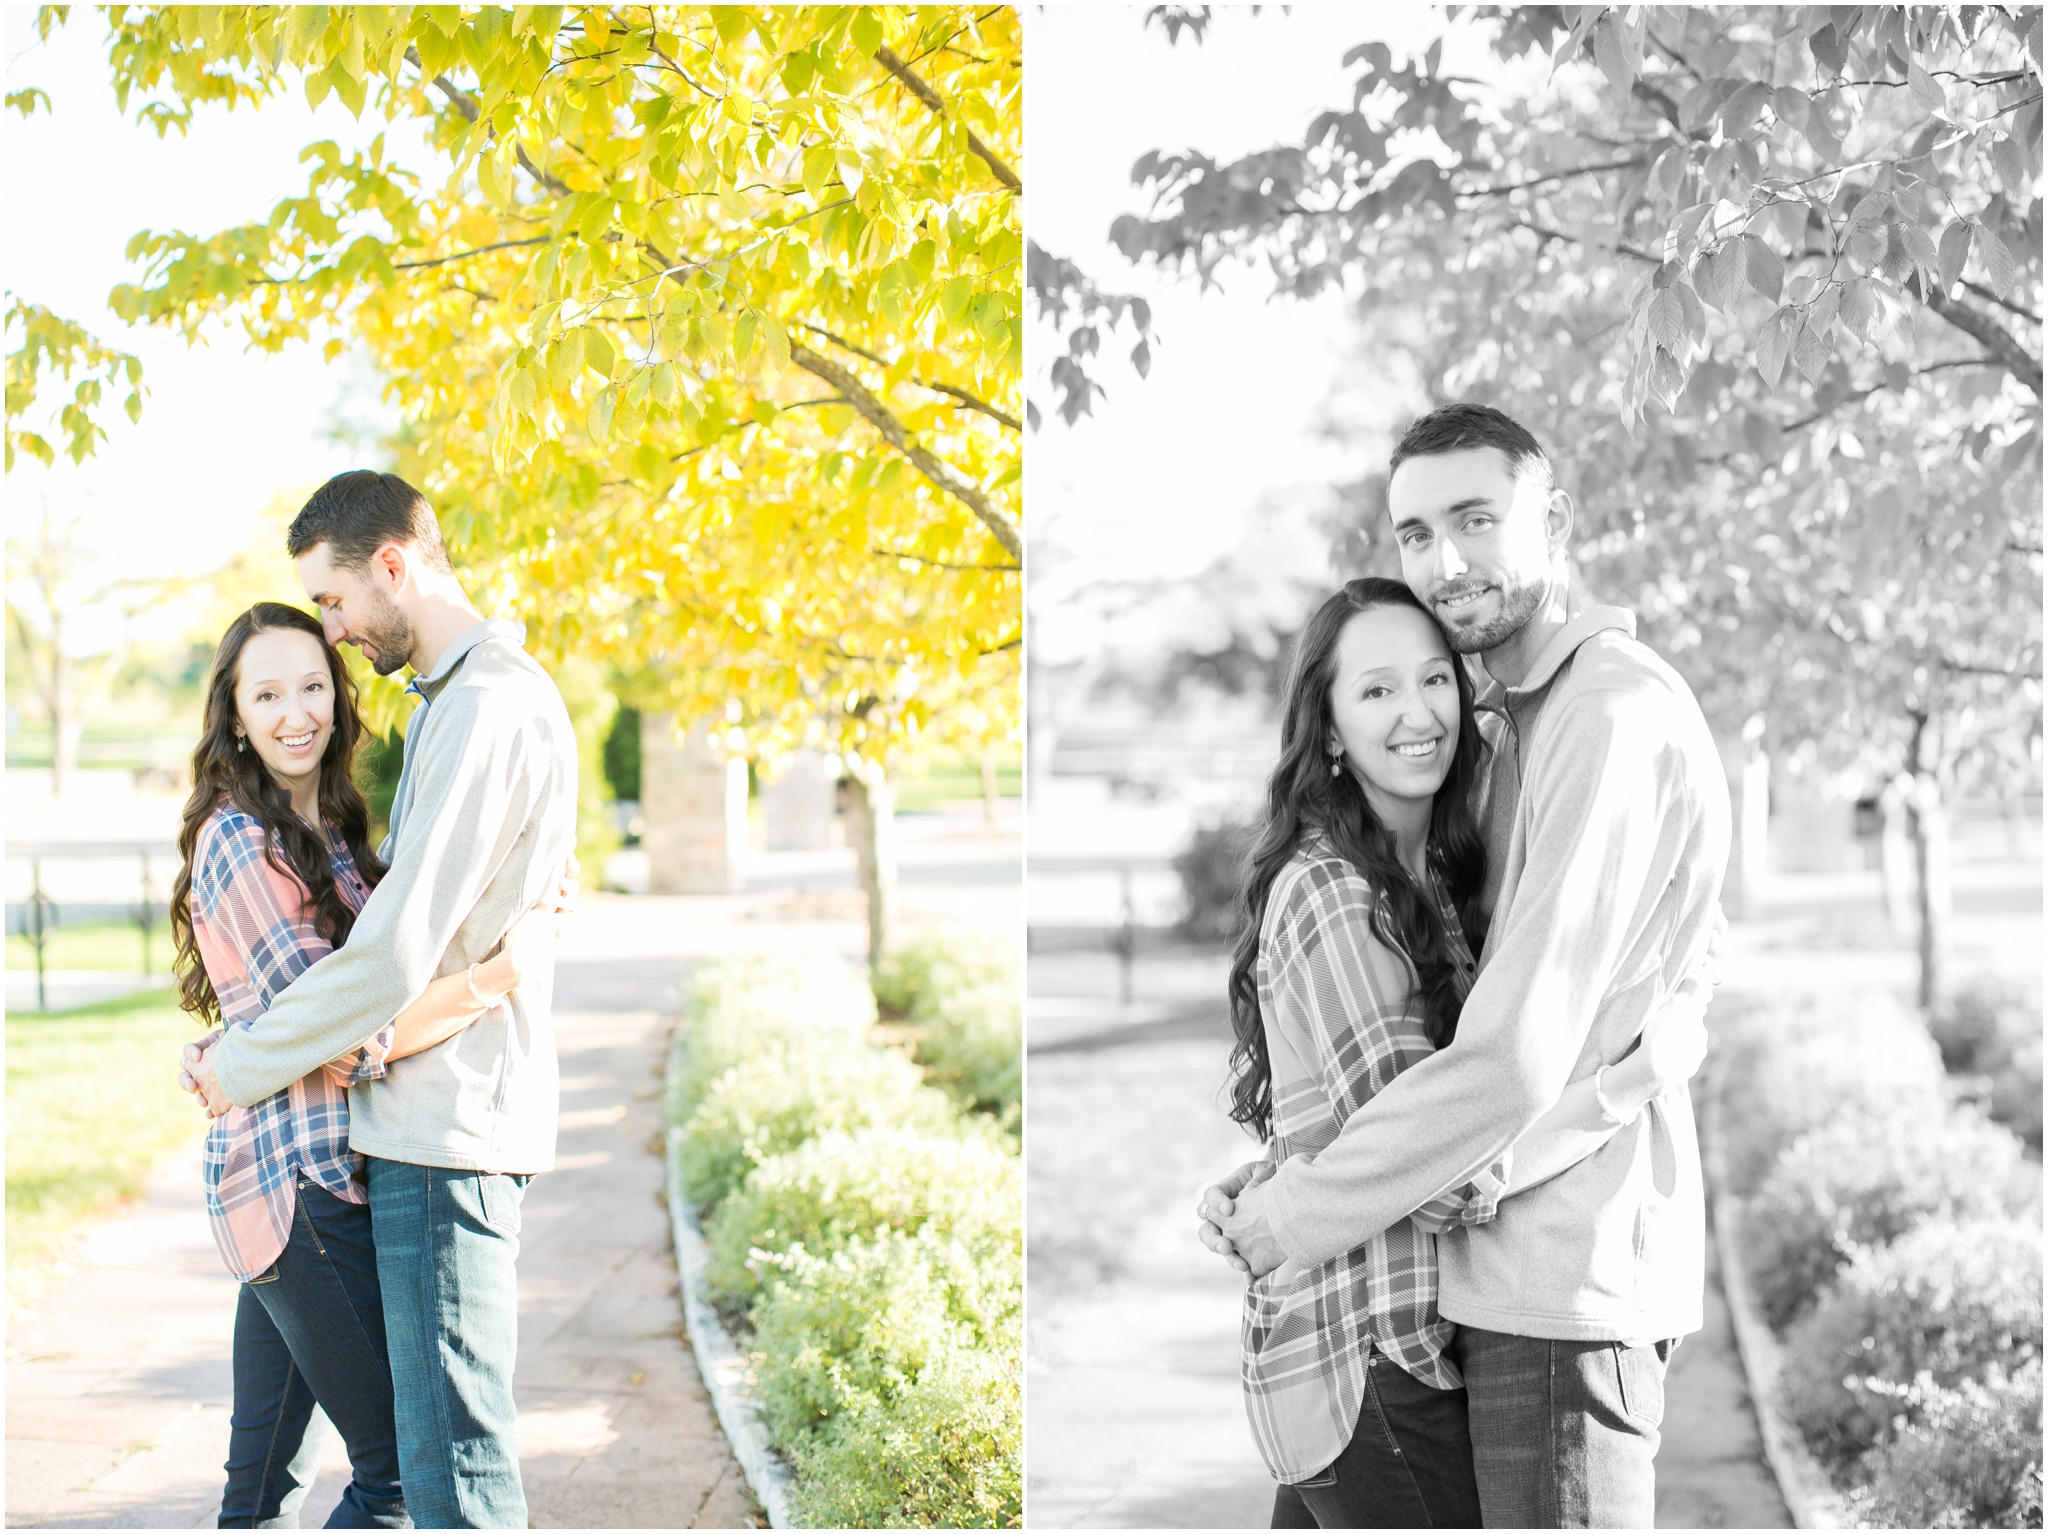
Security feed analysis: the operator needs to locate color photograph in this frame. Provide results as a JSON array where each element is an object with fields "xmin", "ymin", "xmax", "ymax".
[{"xmin": 6, "ymin": 6, "xmax": 1019, "ymax": 1528}]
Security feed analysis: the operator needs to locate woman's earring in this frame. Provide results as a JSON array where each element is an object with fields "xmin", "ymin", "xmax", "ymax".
[
  {"xmin": 1328, "ymin": 751, "xmax": 1342, "ymax": 779},
  {"xmin": 236, "ymin": 736, "xmax": 247, "ymax": 753}
]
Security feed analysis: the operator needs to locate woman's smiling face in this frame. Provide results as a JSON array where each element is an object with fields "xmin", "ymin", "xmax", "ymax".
[
  {"xmin": 1327, "ymin": 602, "xmax": 1461, "ymax": 816},
  {"xmin": 233, "ymin": 627, "xmax": 337, "ymax": 794}
]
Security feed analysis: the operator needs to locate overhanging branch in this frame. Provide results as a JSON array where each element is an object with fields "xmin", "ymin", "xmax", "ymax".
[
  {"xmin": 873, "ymin": 45, "xmax": 1019, "ymax": 193},
  {"xmin": 1924, "ymin": 284, "xmax": 2042, "ymax": 396},
  {"xmin": 790, "ymin": 341, "xmax": 1021, "ymax": 562}
]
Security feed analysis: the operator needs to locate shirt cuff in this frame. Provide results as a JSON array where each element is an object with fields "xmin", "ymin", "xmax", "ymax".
[{"xmin": 341, "ymin": 1024, "xmax": 396, "ymax": 1084}]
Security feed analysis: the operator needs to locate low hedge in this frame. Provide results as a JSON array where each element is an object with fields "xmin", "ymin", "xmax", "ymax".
[
  {"xmin": 1715, "ymin": 981, "xmax": 2044, "ymax": 1529},
  {"xmin": 1930, "ymin": 974, "xmax": 2046, "ymax": 1154},
  {"xmin": 1743, "ymin": 1097, "xmax": 2031, "ymax": 1330},
  {"xmin": 674, "ymin": 1042, "xmax": 957, "ymax": 1213},
  {"xmin": 669, "ymin": 954, "xmax": 877, "ymax": 1118},
  {"xmin": 874, "ymin": 930, "xmax": 1023, "ymax": 1127},
  {"xmin": 1712, "ymin": 987, "xmax": 1947, "ymax": 1199},
  {"xmin": 1850, "ymin": 1360, "xmax": 2044, "ymax": 1530},
  {"xmin": 672, "ymin": 948, "xmax": 1022, "ymax": 1528},
  {"xmin": 703, "ymin": 1126, "xmax": 1022, "ymax": 1304},
  {"xmin": 1779, "ymin": 1217, "xmax": 2042, "ymax": 1469},
  {"xmin": 789, "ymin": 1340, "xmax": 1022, "ymax": 1531}
]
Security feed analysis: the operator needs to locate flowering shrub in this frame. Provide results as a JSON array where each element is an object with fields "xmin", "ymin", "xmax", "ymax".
[{"xmin": 1779, "ymin": 1218, "xmax": 2042, "ymax": 1468}]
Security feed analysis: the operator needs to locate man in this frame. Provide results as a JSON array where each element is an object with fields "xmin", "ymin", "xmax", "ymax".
[
  {"xmin": 189, "ymin": 469, "xmax": 578, "ymax": 1529},
  {"xmin": 1200, "ymin": 403, "xmax": 1730, "ymax": 1527}
]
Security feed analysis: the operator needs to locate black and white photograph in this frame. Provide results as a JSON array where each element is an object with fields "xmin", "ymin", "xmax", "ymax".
[{"xmin": 1026, "ymin": 5, "xmax": 2041, "ymax": 1530}]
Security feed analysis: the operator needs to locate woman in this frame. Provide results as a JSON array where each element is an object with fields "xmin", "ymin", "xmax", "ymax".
[
  {"xmin": 1226, "ymin": 578, "xmax": 1705, "ymax": 1529},
  {"xmin": 169, "ymin": 602, "xmax": 566, "ymax": 1529}
]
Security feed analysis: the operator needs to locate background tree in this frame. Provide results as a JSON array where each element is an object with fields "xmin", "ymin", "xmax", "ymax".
[
  {"xmin": 9, "ymin": 3, "xmax": 1021, "ymax": 963},
  {"xmin": 5, "ymin": 493, "xmax": 187, "ymax": 796},
  {"xmin": 1038, "ymin": 3, "xmax": 2041, "ymax": 1009}
]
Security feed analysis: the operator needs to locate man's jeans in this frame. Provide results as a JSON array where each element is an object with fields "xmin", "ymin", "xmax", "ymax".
[
  {"xmin": 221, "ymin": 1178, "xmax": 409, "ymax": 1529},
  {"xmin": 1270, "ymin": 1348, "xmax": 1483, "ymax": 1529},
  {"xmin": 364, "ymin": 1158, "xmax": 530, "ymax": 1530},
  {"xmin": 1454, "ymin": 1328, "xmax": 1676, "ymax": 1528}
]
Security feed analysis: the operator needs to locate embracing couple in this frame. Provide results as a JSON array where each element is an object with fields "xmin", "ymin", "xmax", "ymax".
[
  {"xmin": 167, "ymin": 471, "xmax": 578, "ymax": 1529},
  {"xmin": 1198, "ymin": 403, "xmax": 1733, "ymax": 1529}
]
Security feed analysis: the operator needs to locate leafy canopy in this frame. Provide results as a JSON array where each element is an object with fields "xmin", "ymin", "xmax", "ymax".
[
  {"xmin": 12, "ymin": 4, "xmax": 1022, "ymax": 763},
  {"xmin": 1038, "ymin": 4, "xmax": 2041, "ymax": 783}
]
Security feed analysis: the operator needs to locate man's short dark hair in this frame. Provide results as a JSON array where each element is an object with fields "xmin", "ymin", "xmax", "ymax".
[
  {"xmin": 287, "ymin": 470, "xmax": 453, "ymax": 574},
  {"xmin": 1388, "ymin": 403, "xmax": 1555, "ymax": 497}
]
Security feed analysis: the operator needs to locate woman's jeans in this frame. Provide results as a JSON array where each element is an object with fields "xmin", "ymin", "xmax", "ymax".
[
  {"xmin": 364, "ymin": 1157, "xmax": 531, "ymax": 1531},
  {"xmin": 220, "ymin": 1178, "xmax": 409, "ymax": 1529},
  {"xmin": 1270, "ymin": 1348, "xmax": 1483, "ymax": 1529}
]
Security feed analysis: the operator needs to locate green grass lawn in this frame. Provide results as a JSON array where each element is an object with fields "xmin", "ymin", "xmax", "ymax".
[
  {"xmin": 6, "ymin": 989, "xmax": 211, "ymax": 1298},
  {"xmin": 896, "ymin": 759, "xmax": 1022, "ymax": 815},
  {"xmin": 7, "ymin": 921, "xmax": 166, "ymax": 974}
]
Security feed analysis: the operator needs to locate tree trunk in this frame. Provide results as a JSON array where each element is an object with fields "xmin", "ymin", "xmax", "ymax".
[
  {"xmin": 50, "ymin": 644, "xmax": 77, "ymax": 799},
  {"xmin": 1904, "ymin": 714, "xmax": 1952, "ymax": 1013},
  {"xmin": 1879, "ymin": 775, "xmax": 1916, "ymax": 936},
  {"xmin": 980, "ymin": 744, "xmax": 1001, "ymax": 832},
  {"xmin": 844, "ymin": 760, "xmax": 898, "ymax": 967}
]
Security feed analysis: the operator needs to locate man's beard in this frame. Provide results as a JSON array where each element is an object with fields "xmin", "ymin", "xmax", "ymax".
[
  {"xmin": 1436, "ymin": 572, "xmax": 1549, "ymax": 655},
  {"xmin": 356, "ymin": 590, "xmax": 416, "ymax": 677}
]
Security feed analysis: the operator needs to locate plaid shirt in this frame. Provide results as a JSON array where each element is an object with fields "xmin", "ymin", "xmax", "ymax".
[
  {"xmin": 1241, "ymin": 840, "xmax": 1501, "ymax": 1485},
  {"xmin": 190, "ymin": 804, "xmax": 393, "ymax": 1282}
]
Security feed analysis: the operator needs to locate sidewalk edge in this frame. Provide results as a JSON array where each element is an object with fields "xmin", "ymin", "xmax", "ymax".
[
  {"xmin": 1700, "ymin": 1064, "xmax": 1849, "ymax": 1531},
  {"xmin": 663, "ymin": 1029, "xmax": 798, "ymax": 1531}
]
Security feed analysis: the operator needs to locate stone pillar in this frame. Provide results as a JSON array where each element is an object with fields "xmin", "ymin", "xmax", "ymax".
[
  {"xmin": 642, "ymin": 712, "xmax": 747, "ymax": 894},
  {"xmin": 760, "ymin": 749, "xmax": 838, "ymax": 850}
]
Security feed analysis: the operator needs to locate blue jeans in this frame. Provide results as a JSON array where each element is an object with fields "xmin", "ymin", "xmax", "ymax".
[
  {"xmin": 1270, "ymin": 1348, "xmax": 1483, "ymax": 1528},
  {"xmin": 364, "ymin": 1158, "xmax": 530, "ymax": 1530},
  {"xmin": 1454, "ymin": 1328, "xmax": 1676, "ymax": 1528},
  {"xmin": 221, "ymin": 1177, "xmax": 409, "ymax": 1528}
]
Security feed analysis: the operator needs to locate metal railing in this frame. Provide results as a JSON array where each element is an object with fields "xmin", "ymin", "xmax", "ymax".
[{"xmin": 7, "ymin": 839, "xmax": 175, "ymax": 1013}]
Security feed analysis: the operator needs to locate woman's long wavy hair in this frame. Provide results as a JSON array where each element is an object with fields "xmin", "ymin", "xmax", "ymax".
[
  {"xmin": 1225, "ymin": 577, "xmax": 1489, "ymax": 1141},
  {"xmin": 169, "ymin": 603, "xmax": 386, "ymax": 1024}
]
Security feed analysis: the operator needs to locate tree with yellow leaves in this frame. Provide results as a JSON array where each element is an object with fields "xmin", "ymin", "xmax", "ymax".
[{"xmin": 9, "ymin": 3, "xmax": 1021, "ymax": 959}]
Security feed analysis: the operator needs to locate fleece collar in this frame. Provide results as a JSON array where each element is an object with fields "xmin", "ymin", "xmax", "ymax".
[{"xmin": 1471, "ymin": 605, "xmax": 1636, "ymax": 713}]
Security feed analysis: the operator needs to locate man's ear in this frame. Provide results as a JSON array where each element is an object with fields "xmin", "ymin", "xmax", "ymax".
[
  {"xmin": 1544, "ymin": 487, "xmax": 1576, "ymax": 552},
  {"xmin": 373, "ymin": 541, "xmax": 409, "ymax": 592}
]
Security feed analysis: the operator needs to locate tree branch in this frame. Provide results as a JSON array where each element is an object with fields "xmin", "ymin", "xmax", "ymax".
[
  {"xmin": 1924, "ymin": 284, "xmax": 2043, "ymax": 396},
  {"xmin": 405, "ymin": 48, "xmax": 572, "ymax": 197},
  {"xmin": 1779, "ymin": 359, "xmax": 2001, "ymax": 433},
  {"xmin": 790, "ymin": 341, "xmax": 1021, "ymax": 562},
  {"xmin": 798, "ymin": 323, "xmax": 1022, "ymax": 429},
  {"xmin": 1457, "ymin": 155, "xmax": 1650, "ymax": 200},
  {"xmin": 870, "ymin": 545, "xmax": 1021, "ymax": 572},
  {"xmin": 872, "ymin": 44, "xmax": 1019, "ymax": 192},
  {"xmin": 394, "ymin": 236, "xmax": 552, "ymax": 271},
  {"xmin": 1961, "ymin": 278, "xmax": 2042, "ymax": 325}
]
